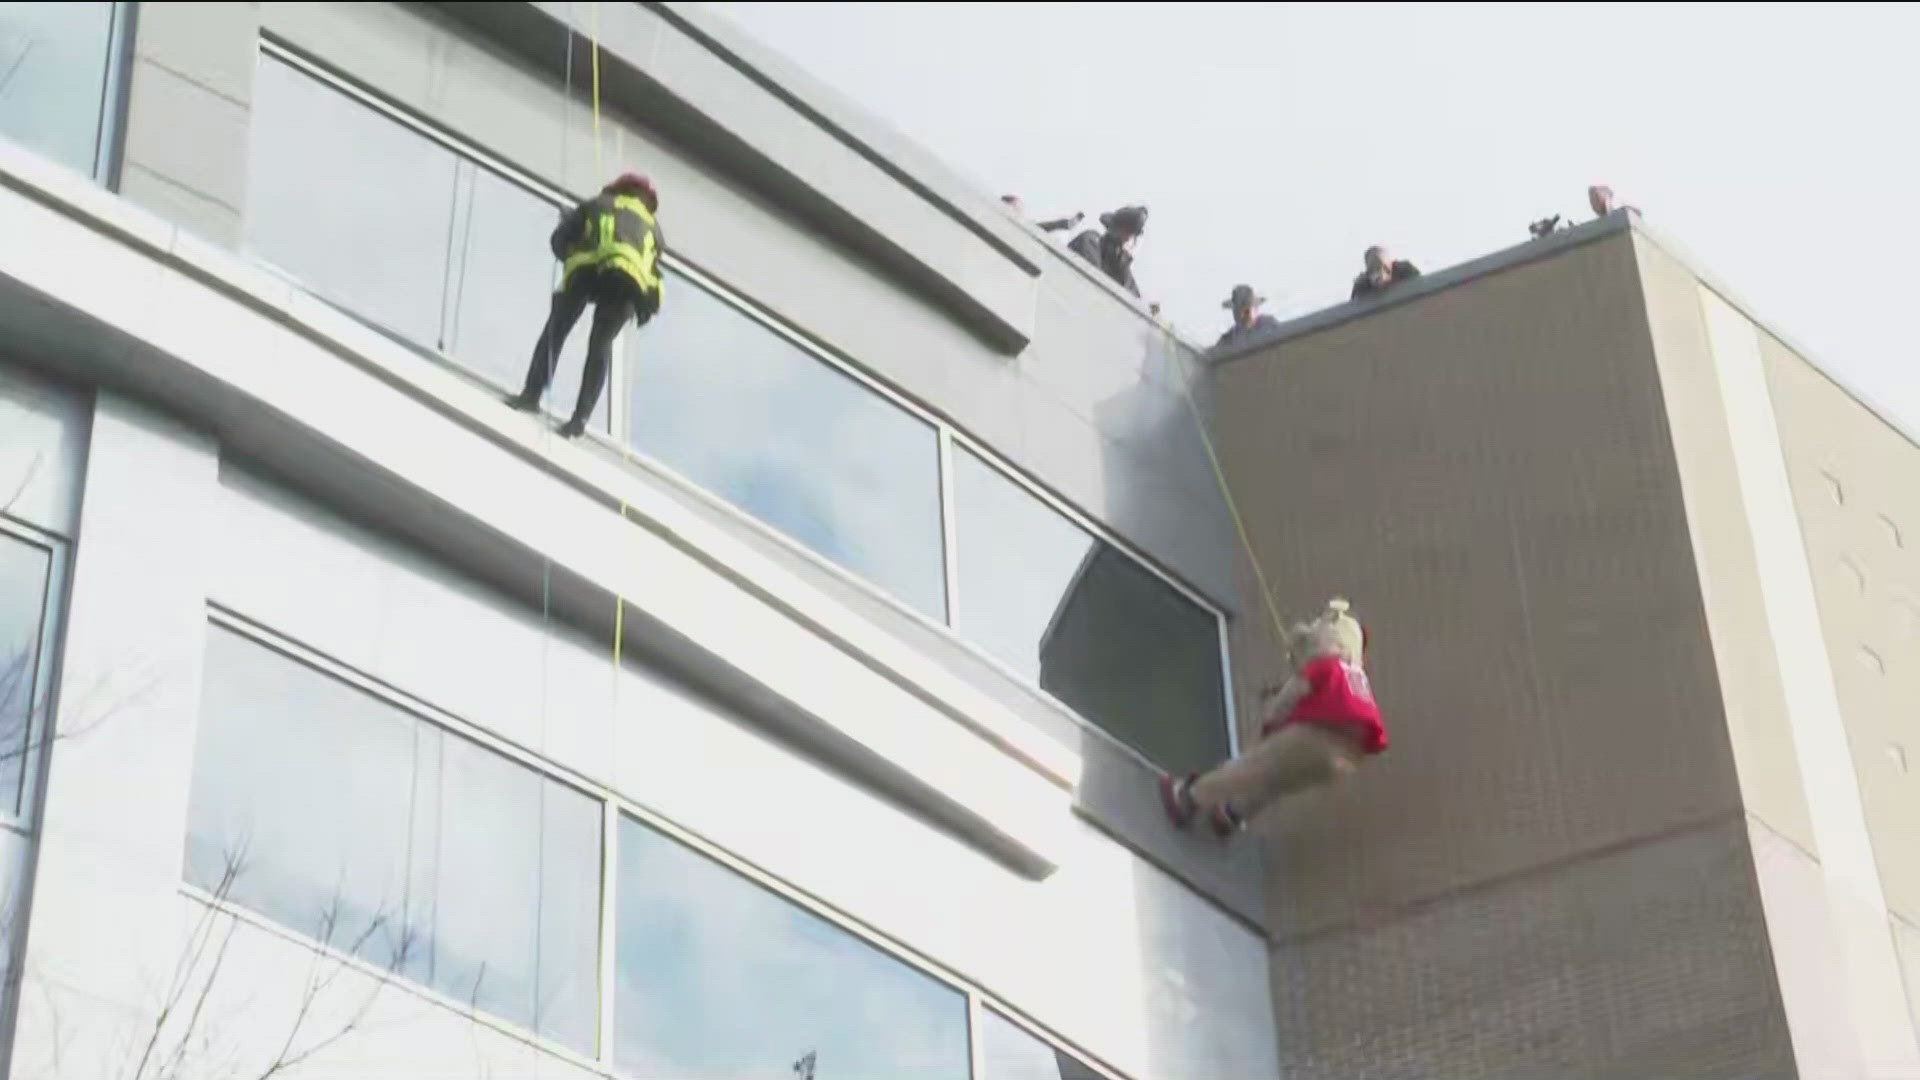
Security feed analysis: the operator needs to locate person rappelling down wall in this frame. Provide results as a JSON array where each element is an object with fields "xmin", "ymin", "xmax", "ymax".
[
  {"xmin": 1160, "ymin": 598, "xmax": 1390, "ymax": 838},
  {"xmin": 508, "ymin": 172, "xmax": 665, "ymax": 437}
]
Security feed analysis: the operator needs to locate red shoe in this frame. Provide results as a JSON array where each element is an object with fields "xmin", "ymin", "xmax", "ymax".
[{"xmin": 1159, "ymin": 775, "xmax": 1199, "ymax": 831}]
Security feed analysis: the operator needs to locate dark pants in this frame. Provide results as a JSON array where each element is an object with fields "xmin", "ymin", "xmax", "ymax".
[{"xmin": 518, "ymin": 264, "xmax": 658, "ymax": 425}]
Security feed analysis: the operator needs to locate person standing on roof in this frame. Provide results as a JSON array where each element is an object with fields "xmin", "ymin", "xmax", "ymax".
[
  {"xmin": 1161, "ymin": 598, "xmax": 1389, "ymax": 838},
  {"xmin": 1349, "ymin": 244, "xmax": 1420, "ymax": 301},
  {"xmin": 1588, "ymin": 183, "xmax": 1639, "ymax": 218},
  {"xmin": 1214, "ymin": 284, "xmax": 1279, "ymax": 349},
  {"xmin": 1067, "ymin": 205, "xmax": 1148, "ymax": 297},
  {"xmin": 1001, "ymin": 195, "xmax": 1084, "ymax": 233},
  {"xmin": 508, "ymin": 172, "xmax": 664, "ymax": 438}
]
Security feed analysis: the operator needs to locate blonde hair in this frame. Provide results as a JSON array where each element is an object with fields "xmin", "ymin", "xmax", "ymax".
[
  {"xmin": 1290, "ymin": 597, "xmax": 1366, "ymax": 667},
  {"xmin": 1324, "ymin": 597, "xmax": 1365, "ymax": 664}
]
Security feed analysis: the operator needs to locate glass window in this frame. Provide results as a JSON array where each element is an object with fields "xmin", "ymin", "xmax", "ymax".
[
  {"xmin": 184, "ymin": 627, "xmax": 601, "ymax": 1053},
  {"xmin": 626, "ymin": 276, "xmax": 946, "ymax": 619},
  {"xmin": 246, "ymin": 56, "xmax": 458, "ymax": 347},
  {"xmin": 615, "ymin": 813, "xmax": 969, "ymax": 1079},
  {"xmin": 445, "ymin": 165, "xmax": 605, "ymax": 432},
  {"xmin": 951, "ymin": 448, "xmax": 1227, "ymax": 775},
  {"xmin": 0, "ymin": 2, "xmax": 117, "ymax": 177},
  {"xmin": 247, "ymin": 59, "xmax": 611, "ymax": 431},
  {"xmin": 240, "ymin": 58, "xmax": 1229, "ymax": 772},
  {"xmin": 0, "ymin": 532, "xmax": 50, "ymax": 820},
  {"xmin": 401, "ymin": 721, "xmax": 603, "ymax": 1053},
  {"xmin": 981, "ymin": 1008, "xmax": 1104, "ymax": 1080}
]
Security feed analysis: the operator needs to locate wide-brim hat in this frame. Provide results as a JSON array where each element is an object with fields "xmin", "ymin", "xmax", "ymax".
[{"xmin": 1223, "ymin": 284, "xmax": 1265, "ymax": 309}]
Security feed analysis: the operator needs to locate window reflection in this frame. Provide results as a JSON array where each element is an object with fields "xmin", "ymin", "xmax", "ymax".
[
  {"xmin": 0, "ymin": 2, "xmax": 116, "ymax": 177},
  {"xmin": 240, "ymin": 59, "xmax": 1234, "ymax": 761},
  {"xmin": 982, "ymin": 1008, "xmax": 1104, "ymax": 1080},
  {"xmin": 248, "ymin": 59, "xmax": 610, "ymax": 431},
  {"xmin": 247, "ymin": 56, "xmax": 457, "ymax": 348},
  {"xmin": 615, "ymin": 813, "xmax": 969, "ymax": 1080},
  {"xmin": 952, "ymin": 449, "xmax": 1227, "ymax": 775},
  {"xmin": 405, "ymin": 720, "xmax": 603, "ymax": 1053},
  {"xmin": 184, "ymin": 627, "xmax": 601, "ymax": 1053},
  {"xmin": 627, "ymin": 276, "xmax": 946, "ymax": 620},
  {"xmin": 0, "ymin": 533, "xmax": 50, "ymax": 820}
]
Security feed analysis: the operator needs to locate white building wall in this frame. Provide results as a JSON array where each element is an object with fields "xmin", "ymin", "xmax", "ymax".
[
  {"xmin": 206, "ymin": 466, "xmax": 1277, "ymax": 1079},
  {"xmin": 0, "ymin": 361, "xmax": 88, "ymax": 541},
  {"xmin": 10, "ymin": 427, "xmax": 1275, "ymax": 1079},
  {"xmin": 0, "ymin": 362, "xmax": 88, "ymax": 1066},
  {"xmin": 0, "ymin": 163, "xmax": 1278, "ymax": 1079},
  {"xmin": 10, "ymin": 394, "xmax": 219, "ymax": 1077}
]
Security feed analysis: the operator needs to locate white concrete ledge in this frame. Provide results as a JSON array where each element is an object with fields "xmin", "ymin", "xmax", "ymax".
[{"xmin": 0, "ymin": 139, "xmax": 1078, "ymax": 876}]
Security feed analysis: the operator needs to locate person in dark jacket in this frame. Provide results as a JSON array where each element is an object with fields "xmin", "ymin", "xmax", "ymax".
[
  {"xmin": 1349, "ymin": 245, "xmax": 1420, "ymax": 301},
  {"xmin": 1215, "ymin": 284, "xmax": 1280, "ymax": 349},
  {"xmin": 509, "ymin": 172, "xmax": 664, "ymax": 438},
  {"xmin": 1067, "ymin": 205, "xmax": 1148, "ymax": 296}
]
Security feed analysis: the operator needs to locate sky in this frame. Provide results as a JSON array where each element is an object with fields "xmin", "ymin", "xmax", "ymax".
[{"xmin": 708, "ymin": 1, "xmax": 1920, "ymax": 432}]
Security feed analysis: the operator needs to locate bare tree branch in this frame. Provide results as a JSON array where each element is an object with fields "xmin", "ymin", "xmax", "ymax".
[
  {"xmin": 127, "ymin": 847, "xmax": 247, "ymax": 1080},
  {"xmin": 254, "ymin": 913, "xmax": 413, "ymax": 1080},
  {"xmin": 154, "ymin": 898, "xmax": 243, "ymax": 1080},
  {"xmin": 257, "ymin": 897, "xmax": 356, "ymax": 1077},
  {"xmin": 88, "ymin": 852, "xmax": 420, "ymax": 1080}
]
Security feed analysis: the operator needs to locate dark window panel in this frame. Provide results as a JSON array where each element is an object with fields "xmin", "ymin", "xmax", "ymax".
[{"xmin": 951, "ymin": 448, "xmax": 1227, "ymax": 775}]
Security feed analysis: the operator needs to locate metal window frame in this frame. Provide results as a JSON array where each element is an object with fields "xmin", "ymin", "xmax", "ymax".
[
  {"xmin": 944, "ymin": 431, "xmax": 1242, "ymax": 762},
  {"xmin": 975, "ymin": 999, "xmax": 1133, "ymax": 1080},
  {"xmin": 937, "ymin": 428, "xmax": 961, "ymax": 625},
  {"xmin": 197, "ymin": 609, "xmax": 1128, "ymax": 1079},
  {"xmin": 93, "ymin": 0, "xmax": 136, "ymax": 188},
  {"xmin": 250, "ymin": 37, "xmax": 1236, "ymax": 771},
  {"xmin": 0, "ymin": 515, "xmax": 67, "ymax": 834},
  {"xmin": 252, "ymin": 46, "xmax": 621, "ymax": 437},
  {"xmin": 0, "ymin": 511, "xmax": 73, "ymax": 1070},
  {"xmin": 0, "ymin": 0, "xmax": 133, "ymax": 185}
]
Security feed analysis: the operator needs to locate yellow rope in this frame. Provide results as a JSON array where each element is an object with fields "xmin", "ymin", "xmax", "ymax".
[
  {"xmin": 1171, "ymin": 338, "xmax": 1291, "ymax": 664},
  {"xmin": 582, "ymin": 3, "xmax": 628, "ymax": 684},
  {"xmin": 576, "ymin": 4, "xmax": 1276, "ymax": 701},
  {"xmin": 589, "ymin": 2, "xmax": 604, "ymax": 178}
]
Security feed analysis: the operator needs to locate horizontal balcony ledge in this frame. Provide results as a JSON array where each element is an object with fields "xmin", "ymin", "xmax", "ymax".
[{"xmin": 0, "ymin": 141, "xmax": 1077, "ymax": 877}]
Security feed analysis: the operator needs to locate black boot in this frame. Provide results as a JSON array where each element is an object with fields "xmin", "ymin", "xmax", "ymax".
[
  {"xmin": 506, "ymin": 391, "xmax": 540, "ymax": 413},
  {"xmin": 557, "ymin": 416, "xmax": 587, "ymax": 439}
]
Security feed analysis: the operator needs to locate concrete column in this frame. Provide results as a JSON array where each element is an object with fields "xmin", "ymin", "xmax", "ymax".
[
  {"xmin": 8, "ymin": 395, "xmax": 219, "ymax": 1078},
  {"xmin": 1691, "ymin": 287, "xmax": 1919, "ymax": 1078},
  {"xmin": 119, "ymin": 3, "xmax": 261, "ymax": 246}
]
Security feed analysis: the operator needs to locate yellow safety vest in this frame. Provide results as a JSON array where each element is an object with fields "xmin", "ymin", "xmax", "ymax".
[{"xmin": 562, "ymin": 194, "xmax": 663, "ymax": 297}]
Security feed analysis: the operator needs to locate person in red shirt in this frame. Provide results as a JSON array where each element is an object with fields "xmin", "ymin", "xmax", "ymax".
[{"xmin": 1160, "ymin": 598, "xmax": 1388, "ymax": 838}]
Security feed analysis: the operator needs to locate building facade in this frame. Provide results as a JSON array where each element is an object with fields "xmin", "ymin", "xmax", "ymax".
[
  {"xmin": 0, "ymin": 3, "xmax": 1278, "ymax": 1078},
  {"xmin": 1215, "ymin": 216, "xmax": 1920, "ymax": 1079},
  {"xmin": 8, "ymin": 5, "xmax": 1916, "ymax": 1080}
]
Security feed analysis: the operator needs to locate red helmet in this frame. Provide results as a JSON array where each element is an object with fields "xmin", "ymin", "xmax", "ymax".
[{"xmin": 605, "ymin": 172, "xmax": 658, "ymax": 212}]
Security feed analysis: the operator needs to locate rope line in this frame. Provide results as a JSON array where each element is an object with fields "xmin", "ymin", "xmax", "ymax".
[
  {"xmin": 553, "ymin": 6, "xmax": 1280, "ymax": 744},
  {"xmin": 1171, "ymin": 336, "xmax": 1292, "ymax": 666},
  {"xmin": 527, "ymin": 5, "xmax": 576, "ymax": 1052},
  {"xmin": 582, "ymin": 1, "xmax": 631, "ymax": 732}
]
